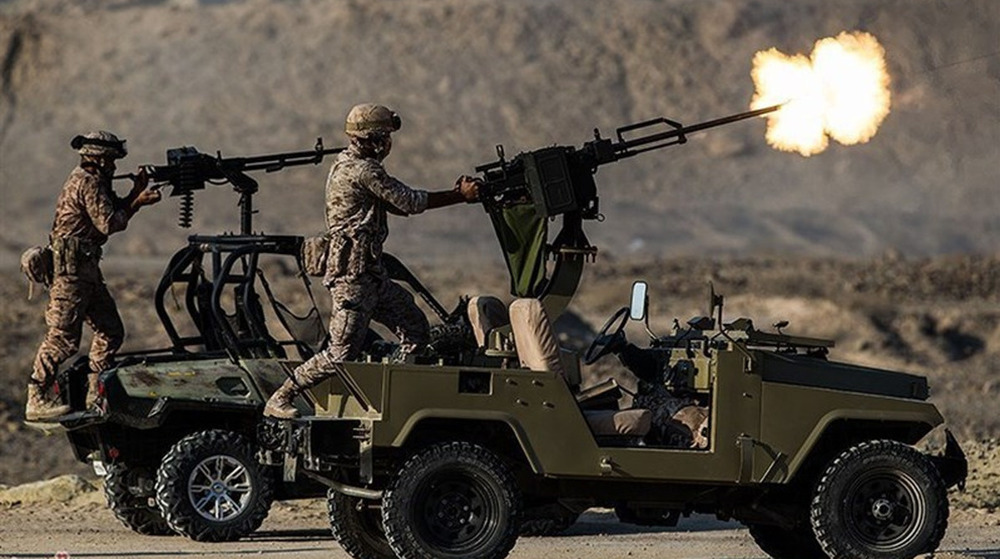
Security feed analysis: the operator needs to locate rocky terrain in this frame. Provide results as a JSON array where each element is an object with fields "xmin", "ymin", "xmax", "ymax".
[
  {"xmin": 2, "ymin": 253, "xmax": 999, "ymax": 485},
  {"xmin": 0, "ymin": 0, "xmax": 998, "ymax": 264}
]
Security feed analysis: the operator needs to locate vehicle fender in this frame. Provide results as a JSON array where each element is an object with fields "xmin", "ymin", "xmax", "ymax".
[
  {"xmin": 390, "ymin": 409, "xmax": 544, "ymax": 474},
  {"xmin": 783, "ymin": 406, "xmax": 942, "ymax": 482}
]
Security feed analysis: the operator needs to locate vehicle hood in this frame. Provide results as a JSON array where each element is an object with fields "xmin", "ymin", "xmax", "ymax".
[{"xmin": 758, "ymin": 352, "xmax": 930, "ymax": 400}]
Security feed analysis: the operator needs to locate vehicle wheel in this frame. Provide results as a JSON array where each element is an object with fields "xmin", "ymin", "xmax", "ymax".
[
  {"xmin": 746, "ymin": 523, "xmax": 826, "ymax": 559},
  {"xmin": 519, "ymin": 501, "xmax": 579, "ymax": 537},
  {"xmin": 155, "ymin": 429, "xmax": 273, "ymax": 542},
  {"xmin": 382, "ymin": 441, "xmax": 522, "ymax": 559},
  {"xmin": 328, "ymin": 489, "xmax": 394, "ymax": 559},
  {"xmin": 810, "ymin": 440, "xmax": 948, "ymax": 559},
  {"xmin": 104, "ymin": 463, "xmax": 175, "ymax": 536}
]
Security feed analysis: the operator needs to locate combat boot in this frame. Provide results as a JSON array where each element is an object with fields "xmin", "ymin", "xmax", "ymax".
[
  {"xmin": 85, "ymin": 372, "xmax": 100, "ymax": 410},
  {"xmin": 25, "ymin": 382, "xmax": 71, "ymax": 422},
  {"xmin": 263, "ymin": 379, "xmax": 302, "ymax": 419}
]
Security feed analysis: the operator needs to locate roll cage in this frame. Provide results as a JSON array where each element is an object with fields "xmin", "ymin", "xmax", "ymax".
[{"xmin": 153, "ymin": 234, "xmax": 451, "ymax": 361}]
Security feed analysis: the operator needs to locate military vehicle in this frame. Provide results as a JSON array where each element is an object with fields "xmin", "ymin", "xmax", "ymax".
[
  {"xmin": 48, "ymin": 105, "xmax": 967, "ymax": 559},
  {"xmin": 251, "ymin": 105, "xmax": 966, "ymax": 559}
]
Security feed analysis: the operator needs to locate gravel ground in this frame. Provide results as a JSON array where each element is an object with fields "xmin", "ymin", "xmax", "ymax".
[{"xmin": 0, "ymin": 498, "xmax": 997, "ymax": 559}]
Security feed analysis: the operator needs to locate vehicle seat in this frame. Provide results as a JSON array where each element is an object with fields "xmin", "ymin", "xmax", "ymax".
[
  {"xmin": 467, "ymin": 295, "xmax": 509, "ymax": 347},
  {"xmin": 508, "ymin": 298, "xmax": 651, "ymax": 440}
]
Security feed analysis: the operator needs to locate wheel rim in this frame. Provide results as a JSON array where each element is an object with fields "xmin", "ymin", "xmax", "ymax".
[
  {"xmin": 843, "ymin": 467, "xmax": 926, "ymax": 551},
  {"xmin": 413, "ymin": 467, "xmax": 501, "ymax": 554},
  {"xmin": 187, "ymin": 455, "xmax": 253, "ymax": 522}
]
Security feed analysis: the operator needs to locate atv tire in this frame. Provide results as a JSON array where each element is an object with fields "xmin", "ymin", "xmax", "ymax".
[
  {"xmin": 104, "ymin": 463, "xmax": 175, "ymax": 536},
  {"xmin": 328, "ymin": 489, "xmax": 394, "ymax": 559},
  {"xmin": 382, "ymin": 441, "xmax": 521, "ymax": 559},
  {"xmin": 155, "ymin": 429, "xmax": 273, "ymax": 542},
  {"xmin": 810, "ymin": 439, "xmax": 948, "ymax": 559},
  {"xmin": 746, "ymin": 522, "xmax": 826, "ymax": 559}
]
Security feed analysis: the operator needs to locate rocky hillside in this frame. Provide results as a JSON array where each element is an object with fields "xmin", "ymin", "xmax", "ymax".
[
  {"xmin": 1, "ymin": 0, "xmax": 998, "ymax": 267},
  {"xmin": 1, "ymin": 254, "xmax": 999, "ymax": 483}
]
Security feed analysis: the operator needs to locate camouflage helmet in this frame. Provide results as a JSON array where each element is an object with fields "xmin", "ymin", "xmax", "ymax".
[
  {"xmin": 345, "ymin": 104, "xmax": 401, "ymax": 138},
  {"xmin": 70, "ymin": 130, "xmax": 128, "ymax": 159}
]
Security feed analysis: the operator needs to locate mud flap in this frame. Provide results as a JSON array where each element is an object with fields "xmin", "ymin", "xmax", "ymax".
[
  {"xmin": 930, "ymin": 429, "xmax": 968, "ymax": 490},
  {"xmin": 737, "ymin": 434, "xmax": 754, "ymax": 483}
]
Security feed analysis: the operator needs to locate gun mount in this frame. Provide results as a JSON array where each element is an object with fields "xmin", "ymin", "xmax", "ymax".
[
  {"xmin": 475, "ymin": 104, "xmax": 781, "ymax": 318},
  {"xmin": 115, "ymin": 139, "xmax": 344, "ymax": 234}
]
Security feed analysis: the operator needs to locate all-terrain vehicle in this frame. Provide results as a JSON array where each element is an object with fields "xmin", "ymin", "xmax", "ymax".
[
  {"xmin": 50, "ymin": 232, "xmax": 474, "ymax": 541},
  {"xmin": 41, "ymin": 140, "xmax": 480, "ymax": 541}
]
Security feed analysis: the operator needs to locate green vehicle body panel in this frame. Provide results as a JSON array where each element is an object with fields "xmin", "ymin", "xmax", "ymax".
[
  {"xmin": 293, "ymin": 345, "xmax": 941, "ymax": 485},
  {"xmin": 106, "ymin": 339, "xmax": 942, "ymax": 488}
]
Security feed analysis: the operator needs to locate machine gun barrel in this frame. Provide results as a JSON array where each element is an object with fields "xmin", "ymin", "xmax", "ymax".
[
  {"xmin": 474, "ymin": 103, "xmax": 783, "ymax": 221},
  {"xmin": 113, "ymin": 140, "xmax": 343, "ymax": 182},
  {"xmin": 607, "ymin": 103, "xmax": 783, "ymax": 162}
]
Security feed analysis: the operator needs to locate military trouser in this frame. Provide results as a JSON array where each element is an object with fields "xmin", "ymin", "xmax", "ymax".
[
  {"xmin": 633, "ymin": 384, "xmax": 708, "ymax": 449},
  {"xmin": 31, "ymin": 275, "xmax": 124, "ymax": 386},
  {"xmin": 292, "ymin": 273, "xmax": 430, "ymax": 385}
]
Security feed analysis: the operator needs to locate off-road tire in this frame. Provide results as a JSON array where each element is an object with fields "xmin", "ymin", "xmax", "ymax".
[
  {"xmin": 519, "ymin": 504, "xmax": 580, "ymax": 537},
  {"xmin": 155, "ymin": 429, "xmax": 273, "ymax": 542},
  {"xmin": 104, "ymin": 463, "xmax": 175, "ymax": 536},
  {"xmin": 328, "ymin": 489, "xmax": 394, "ymax": 559},
  {"xmin": 382, "ymin": 441, "xmax": 522, "ymax": 559},
  {"xmin": 810, "ymin": 440, "xmax": 948, "ymax": 559},
  {"xmin": 746, "ymin": 523, "xmax": 826, "ymax": 559}
]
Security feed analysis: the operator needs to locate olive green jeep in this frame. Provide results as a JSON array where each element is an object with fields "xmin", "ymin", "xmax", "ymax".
[{"xmin": 256, "ymin": 279, "xmax": 966, "ymax": 559}]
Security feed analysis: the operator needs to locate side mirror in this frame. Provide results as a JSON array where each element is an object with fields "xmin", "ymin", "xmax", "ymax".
[{"xmin": 629, "ymin": 281, "xmax": 648, "ymax": 321}]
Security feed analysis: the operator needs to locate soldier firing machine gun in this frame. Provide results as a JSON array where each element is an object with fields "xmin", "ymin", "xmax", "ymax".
[
  {"xmin": 474, "ymin": 104, "xmax": 781, "ymax": 319},
  {"xmin": 114, "ymin": 139, "xmax": 344, "ymax": 234}
]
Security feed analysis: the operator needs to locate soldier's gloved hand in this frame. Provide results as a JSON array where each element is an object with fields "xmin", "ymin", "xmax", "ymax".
[
  {"xmin": 127, "ymin": 167, "xmax": 150, "ymax": 198},
  {"xmin": 455, "ymin": 175, "xmax": 481, "ymax": 203}
]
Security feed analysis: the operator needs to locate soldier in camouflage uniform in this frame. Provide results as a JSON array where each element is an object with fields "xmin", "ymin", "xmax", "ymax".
[
  {"xmin": 264, "ymin": 104, "xmax": 480, "ymax": 419},
  {"xmin": 617, "ymin": 341, "xmax": 710, "ymax": 449},
  {"xmin": 26, "ymin": 131, "xmax": 161, "ymax": 422}
]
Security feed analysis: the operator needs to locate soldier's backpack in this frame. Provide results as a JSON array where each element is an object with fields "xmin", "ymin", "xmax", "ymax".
[
  {"xmin": 20, "ymin": 245, "xmax": 54, "ymax": 300},
  {"xmin": 301, "ymin": 234, "xmax": 329, "ymax": 277}
]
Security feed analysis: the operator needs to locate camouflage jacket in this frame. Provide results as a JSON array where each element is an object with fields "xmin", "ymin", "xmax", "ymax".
[
  {"xmin": 50, "ymin": 164, "xmax": 132, "ymax": 247},
  {"xmin": 323, "ymin": 145, "xmax": 428, "ymax": 284}
]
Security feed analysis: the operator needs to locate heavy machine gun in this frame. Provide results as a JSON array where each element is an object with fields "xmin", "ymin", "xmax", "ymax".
[
  {"xmin": 114, "ymin": 139, "xmax": 344, "ymax": 234},
  {"xmin": 474, "ymin": 104, "xmax": 781, "ymax": 317}
]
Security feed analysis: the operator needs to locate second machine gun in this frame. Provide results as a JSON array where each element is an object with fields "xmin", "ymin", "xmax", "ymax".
[
  {"xmin": 473, "ymin": 104, "xmax": 781, "ymax": 317},
  {"xmin": 115, "ymin": 139, "xmax": 344, "ymax": 234}
]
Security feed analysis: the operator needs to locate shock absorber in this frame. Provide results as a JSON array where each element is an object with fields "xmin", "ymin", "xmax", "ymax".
[{"xmin": 178, "ymin": 191, "xmax": 195, "ymax": 228}]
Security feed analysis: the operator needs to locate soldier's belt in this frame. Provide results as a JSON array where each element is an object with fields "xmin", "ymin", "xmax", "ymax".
[{"xmin": 50, "ymin": 236, "xmax": 102, "ymax": 276}]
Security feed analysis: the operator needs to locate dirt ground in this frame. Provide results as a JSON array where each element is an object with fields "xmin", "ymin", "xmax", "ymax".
[
  {"xmin": 0, "ymin": 499, "xmax": 997, "ymax": 559},
  {"xmin": 0, "ymin": 467, "xmax": 997, "ymax": 559}
]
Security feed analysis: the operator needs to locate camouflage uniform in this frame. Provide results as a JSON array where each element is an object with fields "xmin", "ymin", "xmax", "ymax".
[
  {"xmin": 291, "ymin": 145, "xmax": 430, "ymax": 384},
  {"xmin": 619, "ymin": 344, "xmax": 709, "ymax": 449},
  {"xmin": 32, "ymin": 165, "xmax": 133, "ymax": 390}
]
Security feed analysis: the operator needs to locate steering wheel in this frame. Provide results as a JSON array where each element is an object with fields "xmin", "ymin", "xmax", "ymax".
[{"xmin": 584, "ymin": 307, "xmax": 630, "ymax": 365}]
